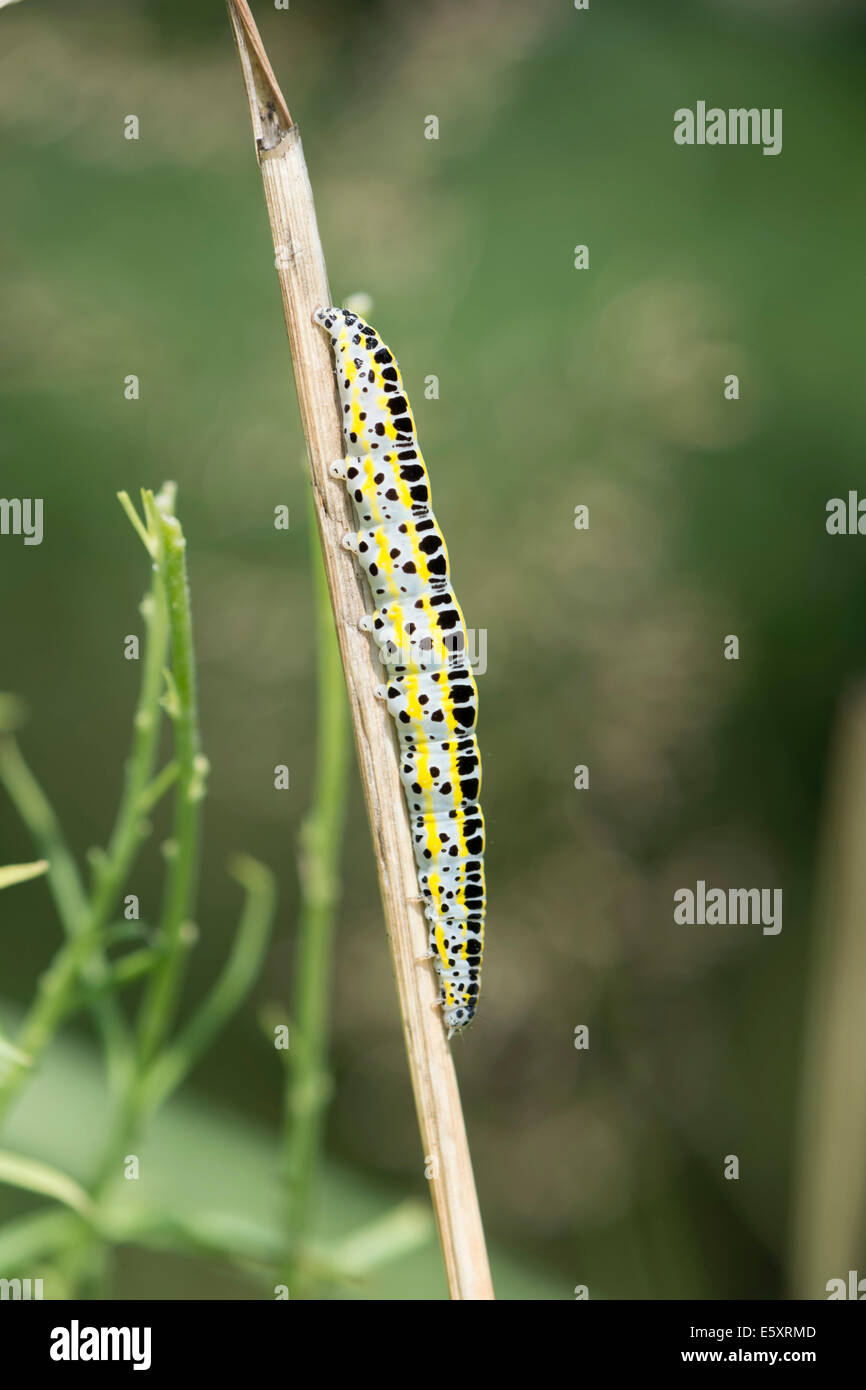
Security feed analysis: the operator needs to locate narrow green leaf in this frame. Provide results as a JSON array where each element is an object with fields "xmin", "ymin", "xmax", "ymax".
[
  {"xmin": 0, "ymin": 1149, "xmax": 96, "ymax": 1221},
  {"xmin": 0, "ymin": 859, "xmax": 48, "ymax": 891}
]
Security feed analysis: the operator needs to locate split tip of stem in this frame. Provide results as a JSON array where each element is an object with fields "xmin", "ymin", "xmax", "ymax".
[
  {"xmin": 118, "ymin": 482, "xmax": 184, "ymax": 561},
  {"xmin": 117, "ymin": 490, "xmax": 157, "ymax": 558},
  {"xmin": 226, "ymin": 0, "xmax": 294, "ymax": 148}
]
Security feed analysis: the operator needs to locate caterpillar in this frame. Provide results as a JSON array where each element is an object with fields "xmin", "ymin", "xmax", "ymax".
[{"xmin": 314, "ymin": 306, "xmax": 485, "ymax": 1036}]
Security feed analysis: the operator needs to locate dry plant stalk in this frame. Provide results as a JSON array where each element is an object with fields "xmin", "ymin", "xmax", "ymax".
[{"xmin": 226, "ymin": 0, "xmax": 494, "ymax": 1300}]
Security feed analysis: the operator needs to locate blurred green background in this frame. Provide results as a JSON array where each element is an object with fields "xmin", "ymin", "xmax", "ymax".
[{"xmin": 2, "ymin": 0, "xmax": 866, "ymax": 1299}]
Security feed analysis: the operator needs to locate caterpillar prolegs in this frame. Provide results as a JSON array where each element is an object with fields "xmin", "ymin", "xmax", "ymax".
[{"xmin": 314, "ymin": 307, "xmax": 485, "ymax": 1036}]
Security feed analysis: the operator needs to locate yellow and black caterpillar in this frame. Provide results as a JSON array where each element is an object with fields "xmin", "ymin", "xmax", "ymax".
[{"xmin": 315, "ymin": 307, "xmax": 485, "ymax": 1035}]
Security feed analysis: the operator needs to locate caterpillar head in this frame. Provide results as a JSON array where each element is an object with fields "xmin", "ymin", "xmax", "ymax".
[
  {"xmin": 313, "ymin": 305, "xmax": 379, "ymax": 346},
  {"xmin": 313, "ymin": 305, "xmax": 341, "ymax": 335}
]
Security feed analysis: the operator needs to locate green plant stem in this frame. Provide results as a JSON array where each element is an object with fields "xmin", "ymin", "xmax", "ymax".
[
  {"xmin": 89, "ymin": 578, "xmax": 170, "ymax": 950},
  {"xmin": 1, "ymin": 484, "xmax": 273, "ymax": 1300},
  {"xmin": 84, "ymin": 486, "xmax": 213, "ymax": 1211},
  {"xmin": 283, "ymin": 513, "xmax": 350, "ymax": 1285},
  {"xmin": 0, "ymin": 921, "xmax": 112, "ymax": 1121},
  {"xmin": 89, "ymin": 858, "xmax": 275, "ymax": 1199},
  {"xmin": 86, "ymin": 573, "xmax": 171, "ymax": 1091},
  {"xmin": 0, "ymin": 736, "xmax": 89, "ymax": 935},
  {"xmin": 0, "ymin": 736, "xmax": 127, "ymax": 1085},
  {"xmin": 136, "ymin": 495, "xmax": 206, "ymax": 1065},
  {"xmin": 87, "ymin": 489, "xmax": 205, "ymax": 1201},
  {"xmin": 139, "ymin": 856, "xmax": 276, "ymax": 1117},
  {"xmin": 0, "ymin": 549, "xmax": 172, "ymax": 1097}
]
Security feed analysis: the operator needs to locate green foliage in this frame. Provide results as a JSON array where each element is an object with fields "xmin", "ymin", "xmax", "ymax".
[{"xmin": 0, "ymin": 488, "xmax": 418, "ymax": 1296}]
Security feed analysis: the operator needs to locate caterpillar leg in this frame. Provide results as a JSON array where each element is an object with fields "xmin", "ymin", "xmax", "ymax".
[
  {"xmin": 415, "ymin": 950, "xmax": 435, "ymax": 963},
  {"xmin": 329, "ymin": 457, "xmax": 349, "ymax": 480},
  {"xmin": 341, "ymin": 531, "xmax": 359, "ymax": 553},
  {"xmin": 358, "ymin": 614, "xmax": 374, "ymax": 633}
]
